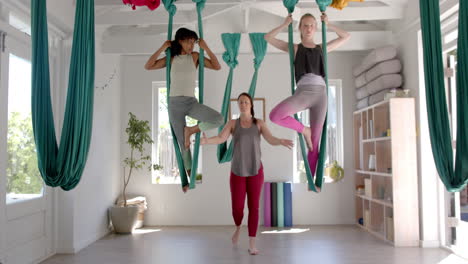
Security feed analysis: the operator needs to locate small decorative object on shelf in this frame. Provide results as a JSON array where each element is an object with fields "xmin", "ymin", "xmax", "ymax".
[
  {"xmin": 368, "ymin": 154, "xmax": 376, "ymax": 171},
  {"xmin": 325, "ymin": 160, "xmax": 344, "ymax": 182},
  {"xmin": 356, "ymin": 185, "xmax": 365, "ymax": 195}
]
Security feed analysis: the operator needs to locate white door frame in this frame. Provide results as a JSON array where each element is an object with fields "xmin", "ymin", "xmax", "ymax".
[{"xmin": 0, "ymin": 26, "xmax": 54, "ymax": 264}]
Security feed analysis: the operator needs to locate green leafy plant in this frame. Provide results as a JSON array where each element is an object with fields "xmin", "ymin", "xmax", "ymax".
[
  {"xmin": 7, "ymin": 112, "xmax": 43, "ymax": 195},
  {"xmin": 122, "ymin": 112, "xmax": 161, "ymax": 206}
]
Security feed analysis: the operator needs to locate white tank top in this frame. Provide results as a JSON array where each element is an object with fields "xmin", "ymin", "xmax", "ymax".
[{"xmin": 169, "ymin": 54, "xmax": 197, "ymax": 97}]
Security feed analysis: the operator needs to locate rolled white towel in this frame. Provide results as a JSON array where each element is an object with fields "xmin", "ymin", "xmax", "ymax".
[
  {"xmin": 353, "ymin": 46, "xmax": 398, "ymax": 77},
  {"xmin": 366, "ymin": 74, "xmax": 403, "ymax": 95},
  {"xmin": 355, "ymin": 59, "xmax": 402, "ymax": 88},
  {"xmin": 368, "ymin": 88, "xmax": 403, "ymax": 105},
  {"xmin": 356, "ymin": 97, "xmax": 369, "ymax": 110},
  {"xmin": 356, "ymin": 86, "xmax": 369, "ymax": 100}
]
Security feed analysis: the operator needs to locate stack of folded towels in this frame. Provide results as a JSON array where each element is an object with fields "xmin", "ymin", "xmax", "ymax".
[{"xmin": 354, "ymin": 46, "xmax": 404, "ymax": 110}]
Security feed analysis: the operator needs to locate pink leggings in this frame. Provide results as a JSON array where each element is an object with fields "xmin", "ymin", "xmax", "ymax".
[
  {"xmin": 230, "ymin": 166, "xmax": 264, "ymax": 237},
  {"xmin": 269, "ymin": 84, "xmax": 327, "ymax": 176}
]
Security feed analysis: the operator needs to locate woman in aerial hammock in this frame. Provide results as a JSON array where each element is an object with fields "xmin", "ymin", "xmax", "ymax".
[
  {"xmin": 201, "ymin": 93, "xmax": 293, "ymax": 255},
  {"xmin": 265, "ymin": 13, "xmax": 350, "ymax": 191},
  {"xmin": 145, "ymin": 27, "xmax": 223, "ymax": 193}
]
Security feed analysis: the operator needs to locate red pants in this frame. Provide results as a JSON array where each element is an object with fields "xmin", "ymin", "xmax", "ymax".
[{"xmin": 230, "ymin": 165, "xmax": 264, "ymax": 237}]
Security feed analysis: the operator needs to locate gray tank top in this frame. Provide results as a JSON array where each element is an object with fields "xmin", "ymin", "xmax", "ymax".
[{"xmin": 231, "ymin": 118, "xmax": 262, "ymax": 176}]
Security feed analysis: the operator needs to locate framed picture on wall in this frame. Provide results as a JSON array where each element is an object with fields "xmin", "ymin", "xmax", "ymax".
[{"xmin": 229, "ymin": 98, "xmax": 266, "ymax": 121}]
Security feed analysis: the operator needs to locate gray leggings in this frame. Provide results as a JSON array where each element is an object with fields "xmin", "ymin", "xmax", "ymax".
[{"xmin": 169, "ymin": 96, "xmax": 223, "ymax": 172}]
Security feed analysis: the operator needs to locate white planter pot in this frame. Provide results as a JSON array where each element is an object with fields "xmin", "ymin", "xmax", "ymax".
[{"xmin": 110, "ymin": 205, "xmax": 139, "ymax": 234}]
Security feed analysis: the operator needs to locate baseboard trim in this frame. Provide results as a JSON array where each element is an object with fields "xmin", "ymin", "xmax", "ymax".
[
  {"xmin": 420, "ymin": 240, "xmax": 441, "ymax": 248},
  {"xmin": 74, "ymin": 229, "xmax": 110, "ymax": 253},
  {"xmin": 56, "ymin": 229, "xmax": 111, "ymax": 254}
]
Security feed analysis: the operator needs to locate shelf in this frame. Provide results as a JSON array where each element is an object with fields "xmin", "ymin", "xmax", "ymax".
[
  {"xmin": 355, "ymin": 223, "xmax": 392, "ymax": 244},
  {"xmin": 353, "ymin": 98, "xmax": 419, "ymax": 247},
  {"xmin": 355, "ymin": 194, "xmax": 393, "ymax": 208},
  {"xmin": 362, "ymin": 137, "xmax": 391, "ymax": 143},
  {"xmin": 355, "ymin": 170, "xmax": 392, "ymax": 177}
]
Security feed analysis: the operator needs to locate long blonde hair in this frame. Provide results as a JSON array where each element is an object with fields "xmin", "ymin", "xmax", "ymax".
[{"xmin": 298, "ymin": 13, "xmax": 316, "ymax": 40}]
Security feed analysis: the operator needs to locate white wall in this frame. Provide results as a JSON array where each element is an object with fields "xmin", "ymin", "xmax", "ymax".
[
  {"xmin": 55, "ymin": 27, "xmax": 122, "ymax": 254},
  {"xmin": 120, "ymin": 50, "xmax": 364, "ymax": 226}
]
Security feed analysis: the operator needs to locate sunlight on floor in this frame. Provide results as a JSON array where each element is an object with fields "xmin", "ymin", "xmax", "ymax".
[
  {"xmin": 261, "ymin": 228, "xmax": 310, "ymax": 234},
  {"xmin": 133, "ymin": 228, "xmax": 161, "ymax": 235},
  {"xmin": 437, "ymin": 254, "xmax": 468, "ymax": 264}
]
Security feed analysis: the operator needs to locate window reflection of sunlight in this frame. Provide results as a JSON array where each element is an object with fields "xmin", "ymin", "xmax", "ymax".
[
  {"xmin": 133, "ymin": 228, "xmax": 162, "ymax": 235},
  {"xmin": 261, "ymin": 228, "xmax": 310, "ymax": 234},
  {"xmin": 437, "ymin": 254, "xmax": 468, "ymax": 264}
]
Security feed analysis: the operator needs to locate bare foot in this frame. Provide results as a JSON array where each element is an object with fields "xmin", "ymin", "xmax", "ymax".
[
  {"xmin": 248, "ymin": 237, "xmax": 259, "ymax": 255},
  {"xmin": 308, "ymin": 184, "xmax": 321, "ymax": 193},
  {"xmin": 184, "ymin": 126, "xmax": 192, "ymax": 149},
  {"xmin": 232, "ymin": 226, "xmax": 241, "ymax": 245},
  {"xmin": 302, "ymin": 127, "xmax": 313, "ymax": 150},
  {"xmin": 182, "ymin": 184, "xmax": 189, "ymax": 193}
]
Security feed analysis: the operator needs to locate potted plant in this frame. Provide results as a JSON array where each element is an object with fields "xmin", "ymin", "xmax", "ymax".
[{"xmin": 110, "ymin": 112, "xmax": 158, "ymax": 233}]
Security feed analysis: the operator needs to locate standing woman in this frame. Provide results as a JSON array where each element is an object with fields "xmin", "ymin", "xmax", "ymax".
[
  {"xmin": 265, "ymin": 13, "xmax": 350, "ymax": 190},
  {"xmin": 145, "ymin": 28, "xmax": 224, "ymax": 193},
  {"xmin": 201, "ymin": 93, "xmax": 293, "ymax": 255}
]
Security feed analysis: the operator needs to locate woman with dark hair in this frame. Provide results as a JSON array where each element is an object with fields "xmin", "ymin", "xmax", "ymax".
[
  {"xmin": 201, "ymin": 93, "xmax": 293, "ymax": 255},
  {"xmin": 145, "ymin": 27, "xmax": 223, "ymax": 193},
  {"xmin": 265, "ymin": 13, "xmax": 350, "ymax": 191}
]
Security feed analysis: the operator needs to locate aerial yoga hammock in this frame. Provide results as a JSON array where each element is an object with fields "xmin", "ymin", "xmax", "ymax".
[
  {"xmin": 160, "ymin": 0, "xmax": 208, "ymax": 190},
  {"xmin": 273, "ymin": 0, "xmax": 356, "ymax": 192},
  {"xmin": 31, "ymin": 0, "xmax": 95, "ymax": 191},
  {"xmin": 126, "ymin": 0, "xmax": 209, "ymax": 190},
  {"xmin": 419, "ymin": 0, "xmax": 468, "ymax": 191},
  {"xmin": 216, "ymin": 33, "xmax": 268, "ymax": 163}
]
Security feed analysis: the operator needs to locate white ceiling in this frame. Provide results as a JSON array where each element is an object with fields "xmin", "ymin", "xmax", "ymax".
[{"xmin": 95, "ymin": 0, "xmax": 409, "ymax": 37}]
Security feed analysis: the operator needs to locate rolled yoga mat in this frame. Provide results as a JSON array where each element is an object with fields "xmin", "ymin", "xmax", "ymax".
[
  {"xmin": 263, "ymin": 182, "xmax": 271, "ymax": 227},
  {"xmin": 277, "ymin": 182, "xmax": 284, "ymax": 228},
  {"xmin": 284, "ymin": 182, "xmax": 293, "ymax": 227},
  {"xmin": 271, "ymin": 182, "xmax": 278, "ymax": 227}
]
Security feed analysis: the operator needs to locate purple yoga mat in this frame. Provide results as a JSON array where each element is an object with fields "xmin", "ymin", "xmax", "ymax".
[{"xmin": 263, "ymin": 182, "xmax": 271, "ymax": 227}]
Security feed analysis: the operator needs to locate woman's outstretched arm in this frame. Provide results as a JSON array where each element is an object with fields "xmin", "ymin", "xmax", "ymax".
[
  {"xmin": 201, "ymin": 119, "xmax": 234, "ymax": 145},
  {"xmin": 258, "ymin": 120, "xmax": 294, "ymax": 149}
]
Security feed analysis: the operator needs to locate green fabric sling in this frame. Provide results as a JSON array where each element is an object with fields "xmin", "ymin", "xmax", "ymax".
[
  {"xmin": 217, "ymin": 33, "xmax": 268, "ymax": 163},
  {"xmin": 419, "ymin": 0, "xmax": 468, "ymax": 191},
  {"xmin": 162, "ymin": 0, "xmax": 206, "ymax": 189},
  {"xmin": 31, "ymin": 0, "xmax": 95, "ymax": 191},
  {"xmin": 217, "ymin": 33, "xmax": 240, "ymax": 163},
  {"xmin": 282, "ymin": 0, "xmax": 330, "ymax": 192}
]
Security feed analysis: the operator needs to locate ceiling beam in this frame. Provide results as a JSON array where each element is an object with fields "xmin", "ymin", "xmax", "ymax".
[
  {"xmin": 102, "ymin": 30, "xmax": 393, "ymax": 54},
  {"xmin": 96, "ymin": 4, "xmax": 237, "ymax": 26}
]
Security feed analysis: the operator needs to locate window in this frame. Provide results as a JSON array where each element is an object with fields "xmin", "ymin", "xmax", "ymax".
[
  {"xmin": 6, "ymin": 54, "xmax": 43, "ymax": 202},
  {"xmin": 152, "ymin": 82, "xmax": 202, "ymax": 184},
  {"xmin": 293, "ymin": 80, "xmax": 343, "ymax": 184}
]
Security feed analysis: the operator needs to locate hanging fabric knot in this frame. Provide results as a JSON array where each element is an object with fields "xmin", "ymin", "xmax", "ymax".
[
  {"xmin": 316, "ymin": 0, "xmax": 332, "ymax": 12},
  {"xmin": 162, "ymin": 0, "xmax": 177, "ymax": 16},
  {"xmin": 192, "ymin": 0, "xmax": 206, "ymax": 10},
  {"xmin": 223, "ymin": 52, "xmax": 238, "ymax": 68},
  {"xmin": 253, "ymin": 58, "xmax": 262, "ymax": 70},
  {"xmin": 166, "ymin": 4, "xmax": 177, "ymax": 16},
  {"xmin": 282, "ymin": 0, "xmax": 298, "ymax": 13}
]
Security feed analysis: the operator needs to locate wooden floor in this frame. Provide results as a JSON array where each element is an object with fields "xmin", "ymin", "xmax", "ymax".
[{"xmin": 41, "ymin": 226, "xmax": 467, "ymax": 264}]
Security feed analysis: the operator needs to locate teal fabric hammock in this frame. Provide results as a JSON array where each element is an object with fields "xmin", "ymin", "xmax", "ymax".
[
  {"xmin": 217, "ymin": 33, "xmax": 268, "ymax": 163},
  {"xmin": 31, "ymin": 0, "xmax": 95, "ymax": 191},
  {"xmin": 162, "ymin": 0, "xmax": 206, "ymax": 189},
  {"xmin": 283, "ymin": 0, "xmax": 331, "ymax": 192},
  {"xmin": 419, "ymin": 0, "xmax": 468, "ymax": 191}
]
